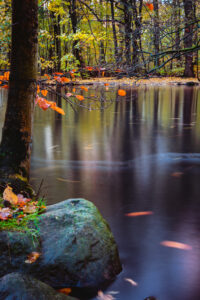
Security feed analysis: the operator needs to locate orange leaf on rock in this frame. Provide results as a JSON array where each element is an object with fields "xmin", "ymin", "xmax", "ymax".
[
  {"xmin": 76, "ymin": 95, "xmax": 84, "ymax": 101},
  {"xmin": 41, "ymin": 89, "xmax": 48, "ymax": 97},
  {"xmin": 3, "ymin": 186, "xmax": 18, "ymax": 205},
  {"xmin": 58, "ymin": 288, "xmax": 72, "ymax": 295},
  {"xmin": 25, "ymin": 252, "xmax": 41, "ymax": 264},
  {"xmin": 118, "ymin": 89, "xmax": 126, "ymax": 96}
]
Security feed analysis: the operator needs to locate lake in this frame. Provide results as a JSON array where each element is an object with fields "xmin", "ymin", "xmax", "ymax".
[{"xmin": 1, "ymin": 84, "xmax": 200, "ymax": 300}]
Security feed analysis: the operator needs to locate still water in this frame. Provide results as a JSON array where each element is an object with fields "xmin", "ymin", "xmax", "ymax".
[{"xmin": 1, "ymin": 85, "xmax": 200, "ymax": 300}]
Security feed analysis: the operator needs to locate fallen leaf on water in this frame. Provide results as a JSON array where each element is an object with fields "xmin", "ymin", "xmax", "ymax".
[
  {"xmin": 0, "ymin": 208, "xmax": 13, "ymax": 220},
  {"xmin": 25, "ymin": 252, "xmax": 41, "ymax": 264},
  {"xmin": 56, "ymin": 178, "xmax": 80, "ymax": 183},
  {"xmin": 171, "ymin": 172, "xmax": 184, "ymax": 178},
  {"xmin": 57, "ymin": 288, "xmax": 72, "ymax": 295},
  {"xmin": 3, "ymin": 186, "xmax": 18, "ymax": 205},
  {"xmin": 124, "ymin": 278, "xmax": 138, "ymax": 286},
  {"xmin": 125, "ymin": 211, "xmax": 153, "ymax": 217},
  {"xmin": 97, "ymin": 290, "xmax": 115, "ymax": 300},
  {"xmin": 118, "ymin": 89, "xmax": 126, "ymax": 96},
  {"xmin": 160, "ymin": 241, "xmax": 192, "ymax": 250}
]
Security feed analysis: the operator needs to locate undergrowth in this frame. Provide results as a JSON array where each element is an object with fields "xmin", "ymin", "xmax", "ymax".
[{"xmin": 0, "ymin": 195, "xmax": 46, "ymax": 238}]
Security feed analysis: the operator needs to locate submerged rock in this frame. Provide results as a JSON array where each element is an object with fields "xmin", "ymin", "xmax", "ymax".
[
  {"xmin": 0, "ymin": 199, "xmax": 122, "ymax": 289},
  {"xmin": 0, "ymin": 273, "xmax": 77, "ymax": 300}
]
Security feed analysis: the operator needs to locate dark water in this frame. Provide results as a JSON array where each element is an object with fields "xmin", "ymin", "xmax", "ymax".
[{"xmin": 1, "ymin": 85, "xmax": 200, "ymax": 300}]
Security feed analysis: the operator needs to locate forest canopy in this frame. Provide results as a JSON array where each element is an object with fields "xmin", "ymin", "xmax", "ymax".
[{"xmin": 0, "ymin": 0, "xmax": 199, "ymax": 78}]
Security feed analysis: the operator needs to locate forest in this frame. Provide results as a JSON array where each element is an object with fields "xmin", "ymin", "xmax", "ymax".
[
  {"xmin": 0, "ymin": 1, "xmax": 200, "ymax": 300},
  {"xmin": 0, "ymin": 0, "xmax": 200, "ymax": 78}
]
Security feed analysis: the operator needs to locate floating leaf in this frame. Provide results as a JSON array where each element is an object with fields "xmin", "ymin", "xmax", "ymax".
[
  {"xmin": 171, "ymin": 172, "xmax": 184, "ymax": 178},
  {"xmin": 125, "ymin": 211, "xmax": 153, "ymax": 217},
  {"xmin": 97, "ymin": 291, "xmax": 115, "ymax": 300},
  {"xmin": 124, "ymin": 278, "xmax": 138, "ymax": 286},
  {"xmin": 25, "ymin": 252, "xmax": 41, "ymax": 264},
  {"xmin": 76, "ymin": 95, "xmax": 84, "ymax": 101},
  {"xmin": 41, "ymin": 89, "xmax": 48, "ymax": 97},
  {"xmin": 160, "ymin": 241, "xmax": 192, "ymax": 250},
  {"xmin": 3, "ymin": 186, "xmax": 18, "ymax": 206},
  {"xmin": 118, "ymin": 89, "xmax": 126, "ymax": 96},
  {"xmin": 57, "ymin": 288, "xmax": 72, "ymax": 295}
]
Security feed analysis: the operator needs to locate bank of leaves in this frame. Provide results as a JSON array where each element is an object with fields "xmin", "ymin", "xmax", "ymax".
[{"xmin": 0, "ymin": 185, "xmax": 46, "ymax": 236}]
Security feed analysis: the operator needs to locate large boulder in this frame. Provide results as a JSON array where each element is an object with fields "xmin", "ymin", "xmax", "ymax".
[
  {"xmin": 0, "ymin": 199, "xmax": 121, "ymax": 289},
  {"xmin": 0, "ymin": 273, "xmax": 77, "ymax": 300}
]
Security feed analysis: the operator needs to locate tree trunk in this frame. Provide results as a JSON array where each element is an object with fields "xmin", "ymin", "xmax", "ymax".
[
  {"xmin": 153, "ymin": 0, "xmax": 160, "ymax": 68},
  {"xmin": 123, "ymin": 1, "xmax": 132, "ymax": 66},
  {"xmin": 110, "ymin": 0, "xmax": 119, "ymax": 64},
  {"xmin": 183, "ymin": 0, "xmax": 195, "ymax": 77},
  {"xmin": 0, "ymin": 0, "xmax": 38, "ymax": 195},
  {"xmin": 69, "ymin": 0, "xmax": 84, "ymax": 67}
]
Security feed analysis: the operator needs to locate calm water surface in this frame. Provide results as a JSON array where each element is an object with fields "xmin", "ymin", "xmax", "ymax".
[{"xmin": 1, "ymin": 85, "xmax": 200, "ymax": 300}]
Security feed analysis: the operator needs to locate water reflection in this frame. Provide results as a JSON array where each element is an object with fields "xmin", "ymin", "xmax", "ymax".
[{"xmin": 1, "ymin": 85, "xmax": 200, "ymax": 300}]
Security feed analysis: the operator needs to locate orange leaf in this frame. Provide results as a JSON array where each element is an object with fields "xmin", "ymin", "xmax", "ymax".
[
  {"xmin": 25, "ymin": 252, "xmax": 41, "ymax": 264},
  {"xmin": 44, "ymin": 74, "xmax": 51, "ymax": 80},
  {"xmin": 85, "ymin": 66, "xmax": 93, "ymax": 71},
  {"xmin": 72, "ymin": 88, "xmax": 76, "ymax": 93},
  {"xmin": 160, "ymin": 241, "xmax": 192, "ymax": 250},
  {"xmin": 0, "ymin": 81, "xmax": 2, "ymax": 85},
  {"xmin": 104, "ymin": 83, "xmax": 109, "ymax": 86},
  {"xmin": 61, "ymin": 77, "xmax": 70, "ymax": 83},
  {"xmin": 3, "ymin": 185, "xmax": 18, "ymax": 205},
  {"xmin": 57, "ymin": 288, "xmax": 72, "ymax": 295},
  {"xmin": 54, "ymin": 72, "xmax": 63, "ymax": 75},
  {"xmin": 3, "ymin": 71, "xmax": 10, "ymax": 81},
  {"xmin": 125, "ymin": 211, "xmax": 153, "ymax": 217},
  {"xmin": 37, "ymin": 85, "xmax": 40, "ymax": 94},
  {"xmin": 76, "ymin": 95, "xmax": 84, "ymax": 101},
  {"xmin": 146, "ymin": 3, "xmax": 154, "ymax": 10},
  {"xmin": 80, "ymin": 86, "xmax": 88, "ymax": 91},
  {"xmin": 37, "ymin": 97, "xmax": 51, "ymax": 111},
  {"xmin": 41, "ymin": 89, "xmax": 48, "ymax": 97},
  {"xmin": 0, "ymin": 76, "xmax": 4, "ymax": 80},
  {"xmin": 102, "ymin": 71, "xmax": 105, "ymax": 77},
  {"xmin": 51, "ymin": 106, "xmax": 65, "ymax": 115},
  {"xmin": 2, "ymin": 85, "xmax": 8, "ymax": 89},
  {"xmin": 118, "ymin": 89, "xmax": 126, "ymax": 96}
]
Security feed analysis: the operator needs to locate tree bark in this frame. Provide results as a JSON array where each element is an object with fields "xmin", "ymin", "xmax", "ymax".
[
  {"xmin": 110, "ymin": 0, "xmax": 119, "ymax": 63},
  {"xmin": 0, "ymin": 0, "xmax": 38, "ymax": 195},
  {"xmin": 183, "ymin": 0, "xmax": 195, "ymax": 77}
]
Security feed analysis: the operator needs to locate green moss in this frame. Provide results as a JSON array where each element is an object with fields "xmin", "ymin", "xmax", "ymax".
[{"xmin": 0, "ymin": 196, "xmax": 46, "ymax": 241}]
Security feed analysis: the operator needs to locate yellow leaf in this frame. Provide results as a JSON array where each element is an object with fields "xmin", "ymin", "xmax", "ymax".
[{"xmin": 3, "ymin": 186, "xmax": 18, "ymax": 205}]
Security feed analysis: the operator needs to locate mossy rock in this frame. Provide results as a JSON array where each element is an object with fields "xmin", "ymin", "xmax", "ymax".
[{"xmin": 0, "ymin": 199, "xmax": 122, "ymax": 290}]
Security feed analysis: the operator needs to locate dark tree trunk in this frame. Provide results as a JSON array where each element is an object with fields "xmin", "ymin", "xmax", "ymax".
[
  {"xmin": 123, "ymin": 1, "xmax": 132, "ymax": 66},
  {"xmin": 110, "ymin": 0, "xmax": 119, "ymax": 63},
  {"xmin": 153, "ymin": 0, "xmax": 160, "ymax": 67},
  {"xmin": 183, "ymin": 0, "xmax": 195, "ymax": 77},
  {"xmin": 69, "ymin": 0, "xmax": 84, "ymax": 67},
  {"xmin": 173, "ymin": 0, "xmax": 181, "ymax": 61},
  {"xmin": 52, "ymin": 12, "xmax": 61, "ymax": 71},
  {"xmin": 0, "ymin": 0, "xmax": 38, "ymax": 194}
]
